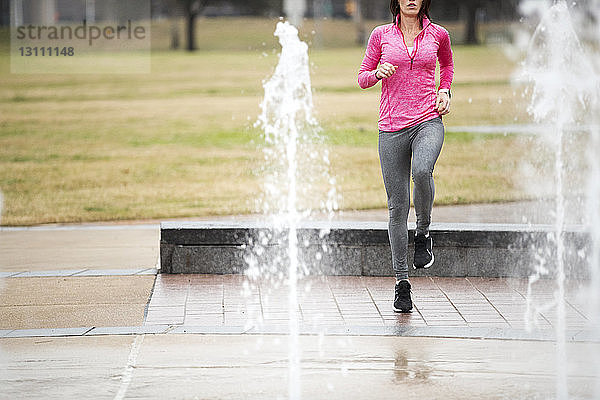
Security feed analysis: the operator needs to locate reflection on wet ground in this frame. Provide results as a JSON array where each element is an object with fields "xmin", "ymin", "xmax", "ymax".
[{"xmin": 1, "ymin": 334, "xmax": 598, "ymax": 399}]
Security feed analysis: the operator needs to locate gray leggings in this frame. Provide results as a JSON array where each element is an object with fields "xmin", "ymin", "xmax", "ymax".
[{"xmin": 378, "ymin": 117, "xmax": 445, "ymax": 280}]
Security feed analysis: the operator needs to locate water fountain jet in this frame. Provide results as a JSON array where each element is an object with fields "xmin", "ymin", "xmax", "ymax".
[
  {"xmin": 250, "ymin": 19, "xmax": 338, "ymax": 400},
  {"xmin": 518, "ymin": 1, "xmax": 600, "ymax": 398}
]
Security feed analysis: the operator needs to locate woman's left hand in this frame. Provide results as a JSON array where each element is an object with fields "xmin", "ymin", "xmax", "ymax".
[{"xmin": 436, "ymin": 92, "xmax": 451, "ymax": 115}]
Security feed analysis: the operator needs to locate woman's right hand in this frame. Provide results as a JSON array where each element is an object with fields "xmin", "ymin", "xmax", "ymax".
[{"xmin": 375, "ymin": 62, "xmax": 398, "ymax": 79}]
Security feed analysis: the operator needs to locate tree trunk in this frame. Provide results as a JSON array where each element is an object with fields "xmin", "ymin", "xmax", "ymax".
[
  {"xmin": 170, "ymin": 20, "xmax": 180, "ymax": 49},
  {"xmin": 464, "ymin": 1, "xmax": 479, "ymax": 45},
  {"xmin": 182, "ymin": 0, "xmax": 203, "ymax": 52},
  {"xmin": 186, "ymin": 11, "xmax": 196, "ymax": 51},
  {"xmin": 169, "ymin": 0, "xmax": 180, "ymax": 50},
  {"xmin": 354, "ymin": 0, "xmax": 366, "ymax": 46}
]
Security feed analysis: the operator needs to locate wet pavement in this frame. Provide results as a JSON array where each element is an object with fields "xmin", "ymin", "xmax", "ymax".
[
  {"xmin": 2, "ymin": 273, "xmax": 595, "ymax": 340},
  {"xmin": 0, "ymin": 226, "xmax": 158, "ymax": 271},
  {"xmin": 146, "ymin": 274, "xmax": 592, "ymax": 337},
  {"xmin": 1, "ymin": 334, "xmax": 599, "ymax": 399},
  {"xmin": 0, "ymin": 276, "xmax": 154, "ymax": 329},
  {"xmin": 1, "ymin": 205, "xmax": 599, "ymax": 399}
]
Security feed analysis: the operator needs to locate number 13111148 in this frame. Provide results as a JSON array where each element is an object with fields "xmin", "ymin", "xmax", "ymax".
[{"xmin": 18, "ymin": 47, "xmax": 75, "ymax": 56}]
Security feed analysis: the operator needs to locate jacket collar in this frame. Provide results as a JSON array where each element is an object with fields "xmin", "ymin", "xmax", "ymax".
[{"xmin": 395, "ymin": 14, "xmax": 431, "ymax": 31}]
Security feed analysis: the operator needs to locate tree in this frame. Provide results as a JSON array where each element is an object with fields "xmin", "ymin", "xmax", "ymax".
[
  {"xmin": 459, "ymin": 0, "xmax": 520, "ymax": 45},
  {"xmin": 179, "ymin": 0, "xmax": 206, "ymax": 51},
  {"xmin": 463, "ymin": 0, "xmax": 482, "ymax": 44},
  {"xmin": 353, "ymin": 0, "xmax": 366, "ymax": 46},
  {"xmin": 177, "ymin": 0, "xmax": 275, "ymax": 51},
  {"xmin": 431, "ymin": 1, "xmax": 519, "ymax": 44}
]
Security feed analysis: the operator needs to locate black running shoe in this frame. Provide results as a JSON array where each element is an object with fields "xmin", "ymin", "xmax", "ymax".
[
  {"xmin": 393, "ymin": 280, "xmax": 413, "ymax": 313},
  {"xmin": 413, "ymin": 233, "xmax": 434, "ymax": 269}
]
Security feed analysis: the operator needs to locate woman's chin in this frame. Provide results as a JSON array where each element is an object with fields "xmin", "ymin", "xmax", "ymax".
[{"xmin": 401, "ymin": 10, "xmax": 419, "ymax": 17}]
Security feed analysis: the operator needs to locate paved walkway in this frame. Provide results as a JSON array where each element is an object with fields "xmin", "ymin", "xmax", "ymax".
[
  {"xmin": 1, "ymin": 272, "xmax": 596, "ymax": 341},
  {"xmin": 144, "ymin": 274, "xmax": 594, "ymax": 338},
  {"xmin": 3, "ymin": 334, "xmax": 598, "ymax": 399},
  {"xmin": 3, "ymin": 273, "xmax": 594, "ymax": 339},
  {"xmin": 1, "ymin": 206, "xmax": 599, "ymax": 399},
  {"xmin": 0, "ymin": 225, "xmax": 158, "ymax": 271},
  {"xmin": 0, "ymin": 201, "xmax": 595, "ymax": 339},
  {"xmin": 0, "ymin": 276, "xmax": 155, "ymax": 330}
]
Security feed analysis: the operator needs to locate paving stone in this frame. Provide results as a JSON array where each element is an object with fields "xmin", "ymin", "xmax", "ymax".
[{"xmin": 140, "ymin": 274, "xmax": 593, "ymax": 339}]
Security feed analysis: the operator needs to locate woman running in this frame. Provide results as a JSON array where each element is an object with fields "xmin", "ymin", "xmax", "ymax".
[{"xmin": 358, "ymin": 0, "xmax": 454, "ymax": 312}]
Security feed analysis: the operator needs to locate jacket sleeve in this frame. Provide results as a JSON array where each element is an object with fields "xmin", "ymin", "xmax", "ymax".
[
  {"xmin": 437, "ymin": 29, "xmax": 454, "ymax": 91},
  {"xmin": 358, "ymin": 28, "xmax": 382, "ymax": 89}
]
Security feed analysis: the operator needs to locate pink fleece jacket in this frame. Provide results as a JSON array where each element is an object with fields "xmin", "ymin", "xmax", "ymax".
[{"xmin": 358, "ymin": 16, "xmax": 454, "ymax": 131}]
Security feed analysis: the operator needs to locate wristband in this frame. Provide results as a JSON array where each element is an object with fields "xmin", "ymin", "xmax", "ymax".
[{"xmin": 438, "ymin": 89, "xmax": 451, "ymax": 98}]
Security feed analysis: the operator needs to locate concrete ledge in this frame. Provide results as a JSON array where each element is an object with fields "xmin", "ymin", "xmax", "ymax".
[{"xmin": 160, "ymin": 221, "xmax": 591, "ymax": 278}]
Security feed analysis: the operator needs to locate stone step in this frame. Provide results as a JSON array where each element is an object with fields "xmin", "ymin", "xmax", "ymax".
[{"xmin": 160, "ymin": 221, "xmax": 591, "ymax": 278}]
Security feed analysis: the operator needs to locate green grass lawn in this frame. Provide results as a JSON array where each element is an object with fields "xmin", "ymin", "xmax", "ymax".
[{"xmin": 0, "ymin": 18, "xmax": 534, "ymax": 225}]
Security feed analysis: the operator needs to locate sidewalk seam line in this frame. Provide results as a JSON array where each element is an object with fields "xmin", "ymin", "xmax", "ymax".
[
  {"xmin": 1, "ymin": 269, "xmax": 159, "ymax": 278},
  {"xmin": 82, "ymin": 327, "xmax": 95, "ymax": 336},
  {"xmin": 183, "ymin": 276, "xmax": 191, "ymax": 325},
  {"xmin": 432, "ymin": 277, "xmax": 469, "ymax": 325},
  {"xmin": 364, "ymin": 282, "xmax": 384, "ymax": 322},
  {"xmin": 413, "ymin": 277, "xmax": 434, "ymax": 324},
  {"xmin": 1, "ymin": 325, "xmax": 594, "ymax": 342},
  {"xmin": 506, "ymin": 278, "xmax": 554, "ymax": 327},
  {"xmin": 326, "ymin": 277, "xmax": 345, "ymax": 324},
  {"xmin": 143, "ymin": 275, "xmax": 159, "ymax": 324},
  {"xmin": 465, "ymin": 277, "xmax": 512, "ymax": 327},
  {"xmin": 564, "ymin": 298, "xmax": 589, "ymax": 321},
  {"xmin": 256, "ymin": 282, "xmax": 262, "ymax": 326},
  {"xmin": 113, "ymin": 334, "xmax": 145, "ymax": 400}
]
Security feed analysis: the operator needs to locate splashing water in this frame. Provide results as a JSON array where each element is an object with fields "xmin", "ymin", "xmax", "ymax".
[
  {"xmin": 585, "ymin": 5, "xmax": 600, "ymax": 398},
  {"xmin": 519, "ymin": 1, "xmax": 600, "ymax": 398},
  {"xmin": 248, "ymin": 21, "xmax": 338, "ymax": 400},
  {"xmin": 249, "ymin": 20, "xmax": 339, "ymax": 288}
]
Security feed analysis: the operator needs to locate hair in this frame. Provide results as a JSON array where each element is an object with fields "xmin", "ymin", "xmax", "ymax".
[{"xmin": 390, "ymin": 0, "xmax": 431, "ymax": 26}]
